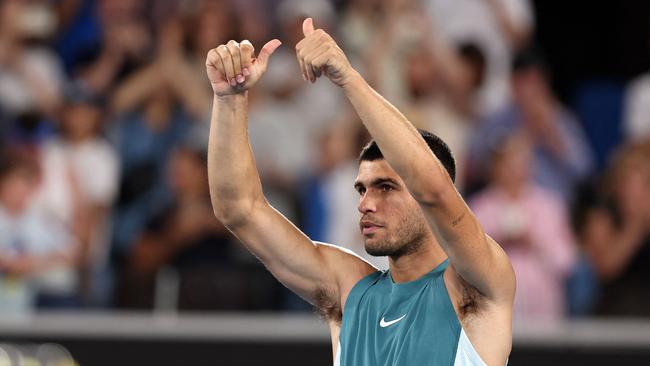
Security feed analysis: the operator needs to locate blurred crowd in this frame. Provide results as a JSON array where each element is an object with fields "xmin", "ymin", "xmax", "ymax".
[{"xmin": 0, "ymin": 0, "xmax": 649, "ymax": 324}]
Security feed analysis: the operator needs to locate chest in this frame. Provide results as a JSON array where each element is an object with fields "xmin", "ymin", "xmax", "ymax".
[{"xmin": 340, "ymin": 277, "xmax": 462, "ymax": 365}]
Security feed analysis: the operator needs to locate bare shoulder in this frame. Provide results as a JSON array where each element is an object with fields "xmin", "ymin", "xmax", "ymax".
[
  {"xmin": 313, "ymin": 242, "xmax": 377, "ymax": 323},
  {"xmin": 444, "ymin": 264, "xmax": 513, "ymax": 366}
]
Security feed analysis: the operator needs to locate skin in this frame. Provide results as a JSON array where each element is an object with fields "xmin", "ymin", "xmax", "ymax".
[{"xmin": 206, "ymin": 18, "xmax": 515, "ymax": 366}]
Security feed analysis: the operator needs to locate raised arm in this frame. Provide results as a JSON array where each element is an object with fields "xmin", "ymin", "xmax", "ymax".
[
  {"xmin": 296, "ymin": 18, "xmax": 514, "ymax": 304},
  {"xmin": 206, "ymin": 39, "xmax": 373, "ymax": 308}
]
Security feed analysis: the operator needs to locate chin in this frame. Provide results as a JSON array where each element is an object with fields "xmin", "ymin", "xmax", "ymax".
[{"xmin": 364, "ymin": 238, "xmax": 396, "ymax": 257}]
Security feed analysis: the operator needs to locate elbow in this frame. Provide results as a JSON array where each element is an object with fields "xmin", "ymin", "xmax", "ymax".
[
  {"xmin": 212, "ymin": 202, "xmax": 248, "ymax": 228},
  {"xmin": 212, "ymin": 196, "xmax": 262, "ymax": 228}
]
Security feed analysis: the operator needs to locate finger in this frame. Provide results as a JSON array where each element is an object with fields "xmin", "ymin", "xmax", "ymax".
[
  {"xmin": 297, "ymin": 52, "xmax": 308, "ymax": 81},
  {"xmin": 240, "ymin": 40, "xmax": 254, "ymax": 76},
  {"xmin": 206, "ymin": 49, "xmax": 224, "ymax": 75},
  {"xmin": 296, "ymin": 44, "xmax": 309, "ymax": 81},
  {"xmin": 304, "ymin": 44, "xmax": 330, "ymax": 82},
  {"xmin": 216, "ymin": 45, "xmax": 236, "ymax": 86},
  {"xmin": 311, "ymin": 52, "xmax": 332, "ymax": 74},
  {"xmin": 295, "ymin": 39, "xmax": 309, "ymax": 81},
  {"xmin": 301, "ymin": 45, "xmax": 316, "ymax": 82},
  {"xmin": 256, "ymin": 39, "xmax": 282, "ymax": 70},
  {"xmin": 307, "ymin": 44, "xmax": 332, "ymax": 70},
  {"xmin": 302, "ymin": 17, "xmax": 314, "ymax": 37},
  {"xmin": 226, "ymin": 40, "xmax": 242, "ymax": 83}
]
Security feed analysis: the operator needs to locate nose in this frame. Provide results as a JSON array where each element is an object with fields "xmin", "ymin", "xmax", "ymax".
[{"xmin": 358, "ymin": 191, "xmax": 377, "ymax": 214}]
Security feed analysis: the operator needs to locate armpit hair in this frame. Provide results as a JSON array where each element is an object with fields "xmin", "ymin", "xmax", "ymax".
[
  {"xmin": 314, "ymin": 287, "xmax": 342, "ymax": 324},
  {"xmin": 456, "ymin": 275, "xmax": 484, "ymax": 319}
]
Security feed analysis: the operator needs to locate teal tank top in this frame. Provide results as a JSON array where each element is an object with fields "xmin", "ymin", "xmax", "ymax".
[{"xmin": 335, "ymin": 259, "xmax": 487, "ymax": 366}]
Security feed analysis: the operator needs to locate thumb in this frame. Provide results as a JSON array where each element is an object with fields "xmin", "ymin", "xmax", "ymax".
[
  {"xmin": 302, "ymin": 17, "xmax": 314, "ymax": 37},
  {"xmin": 257, "ymin": 39, "xmax": 282, "ymax": 69}
]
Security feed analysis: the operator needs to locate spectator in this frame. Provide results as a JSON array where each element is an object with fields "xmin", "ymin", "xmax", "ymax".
[
  {"xmin": 468, "ymin": 49, "xmax": 594, "ymax": 201},
  {"xmin": 356, "ymin": 1, "xmax": 487, "ymax": 189},
  {"xmin": 248, "ymin": 0, "xmax": 343, "ymax": 225},
  {"xmin": 71, "ymin": 0, "xmax": 152, "ymax": 98},
  {"xmin": 0, "ymin": 0, "xmax": 65, "ymax": 141},
  {"xmin": 122, "ymin": 147, "xmax": 279, "ymax": 311},
  {"xmin": 108, "ymin": 18, "xmax": 211, "ymax": 256},
  {"xmin": 46, "ymin": 89, "xmax": 119, "ymax": 306},
  {"xmin": 426, "ymin": 0, "xmax": 535, "ymax": 115},
  {"xmin": 577, "ymin": 141, "xmax": 650, "ymax": 316},
  {"xmin": 471, "ymin": 132, "xmax": 576, "ymax": 321},
  {"xmin": 0, "ymin": 151, "xmax": 80, "ymax": 312}
]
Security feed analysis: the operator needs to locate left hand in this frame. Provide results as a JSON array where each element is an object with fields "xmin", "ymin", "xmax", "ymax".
[{"xmin": 295, "ymin": 18, "xmax": 357, "ymax": 87}]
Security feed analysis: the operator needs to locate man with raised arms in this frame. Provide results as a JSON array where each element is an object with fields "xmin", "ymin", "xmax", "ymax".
[{"xmin": 206, "ymin": 17, "xmax": 515, "ymax": 366}]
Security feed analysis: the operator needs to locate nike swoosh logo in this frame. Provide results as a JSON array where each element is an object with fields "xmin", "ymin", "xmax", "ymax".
[{"xmin": 379, "ymin": 314, "xmax": 406, "ymax": 328}]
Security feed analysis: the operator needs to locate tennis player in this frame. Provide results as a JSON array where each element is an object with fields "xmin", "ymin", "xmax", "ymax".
[{"xmin": 206, "ymin": 17, "xmax": 515, "ymax": 366}]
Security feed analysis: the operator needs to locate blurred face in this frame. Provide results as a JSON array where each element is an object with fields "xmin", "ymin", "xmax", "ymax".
[
  {"xmin": 0, "ymin": 170, "xmax": 38, "ymax": 214},
  {"xmin": 406, "ymin": 50, "xmax": 439, "ymax": 99},
  {"xmin": 491, "ymin": 134, "xmax": 532, "ymax": 191},
  {"xmin": 168, "ymin": 150, "xmax": 207, "ymax": 195},
  {"xmin": 62, "ymin": 103, "xmax": 100, "ymax": 141},
  {"xmin": 354, "ymin": 160, "xmax": 430, "ymax": 258},
  {"xmin": 512, "ymin": 68, "xmax": 550, "ymax": 105}
]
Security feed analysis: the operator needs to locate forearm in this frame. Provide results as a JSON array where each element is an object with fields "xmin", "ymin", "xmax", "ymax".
[
  {"xmin": 342, "ymin": 74, "xmax": 450, "ymax": 199},
  {"xmin": 79, "ymin": 51, "xmax": 123, "ymax": 94},
  {"xmin": 208, "ymin": 93, "xmax": 265, "ymax": 225},
  {"xmin": 111, "ymin": 65, "xmax": 162, "ymax": 113},
  {"xmin": 163, "ymin": 59, "xmax": 211, "ymax": 119},
  {"xmin": 593, "ymin": 224, "xmax": 645, "ymax": 280}
]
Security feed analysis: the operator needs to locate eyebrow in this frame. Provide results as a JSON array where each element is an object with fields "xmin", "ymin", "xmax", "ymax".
[{"xmin": 353, "ymin": 177, "xmax": 399, "ymax": 191}]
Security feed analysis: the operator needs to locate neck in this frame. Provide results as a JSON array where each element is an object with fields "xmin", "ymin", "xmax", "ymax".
[
  {"xmin": 388, "ymin": 239, "xmax": 448, "ymax": 283},
  {"xmin": 501, "ymin": 181, "xmax": 525, "ymax": 199},
  {"xmin": 65, "ymin": 134, "xmax": 89, "ymax": 144}
]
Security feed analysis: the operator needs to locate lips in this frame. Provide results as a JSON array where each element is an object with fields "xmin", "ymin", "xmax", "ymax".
[{"xmin": 360, "ymin": 219, "xmax": 383, "ymax": 235}]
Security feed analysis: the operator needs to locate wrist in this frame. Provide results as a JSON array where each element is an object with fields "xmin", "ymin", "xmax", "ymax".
[
  {"xmin": 215, "ymin": 92, "xmax": 248, "ymax": 104},
  {"xmin": 341, "ymin": 70, "xmax": 366, "ymax": 94},
  {"xmin": 341, "ymin": 69, "xmax": 366, "ymax": 91}
]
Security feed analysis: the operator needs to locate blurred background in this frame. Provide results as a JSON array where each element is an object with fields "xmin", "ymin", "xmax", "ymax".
[{"xmin": 0, "ymin": 0, "xmax": 649, "ymax": 365}]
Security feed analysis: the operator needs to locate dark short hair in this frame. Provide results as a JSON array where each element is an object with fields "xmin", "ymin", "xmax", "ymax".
[
  {"xmin": 512, "ymin": 46, "xmax": 548, "ymax": 74},
  {"xmin": 458, "ymin": 42, "xmax": 487, "ymax": 89},
  {"xmin": 358, "ymin": 129, "xmax": 456, "ymax": 183}
]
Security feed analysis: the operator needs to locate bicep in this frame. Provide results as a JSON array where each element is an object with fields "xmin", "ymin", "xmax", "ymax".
[
  {"xmin": 421, "ymin": 185, "xmax": 515, "ymax": 303},
  {"xmin": 228, "ymin": 200, "xmax": 373, "ymax": 304}
]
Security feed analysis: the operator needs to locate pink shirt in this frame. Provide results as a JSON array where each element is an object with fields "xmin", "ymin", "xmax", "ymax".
[{"xmin": 470, "ymin": 185, "xmax": 576, "ymax": 321}]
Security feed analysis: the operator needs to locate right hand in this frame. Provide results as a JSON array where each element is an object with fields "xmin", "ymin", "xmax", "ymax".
[{"xmin": 206, "ymin": 39, "xmax": 281, "ymax": 96}]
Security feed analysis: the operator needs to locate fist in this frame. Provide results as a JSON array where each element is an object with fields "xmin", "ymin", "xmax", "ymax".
[
  {"xmin": 296, "ymin": 18, "xmax": 356, "ymax": 87},
  {"xmin": 206, "ymin": 39, "xmax": 282, "ymax": 96}
]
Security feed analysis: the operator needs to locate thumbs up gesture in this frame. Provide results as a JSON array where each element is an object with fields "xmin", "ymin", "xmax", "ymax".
[
  {"xmin": 295, "ymin": 18, "xmax": 358, "ymax": 88},
  {"xmin": 206, "ymin": 39, "xmax": 282, "ymax": 96}
]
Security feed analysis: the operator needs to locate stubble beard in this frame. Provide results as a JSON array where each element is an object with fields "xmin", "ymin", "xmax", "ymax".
[{"xmin": 364, "ymin": 214, "xmax": 429, "ymax": 259}]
